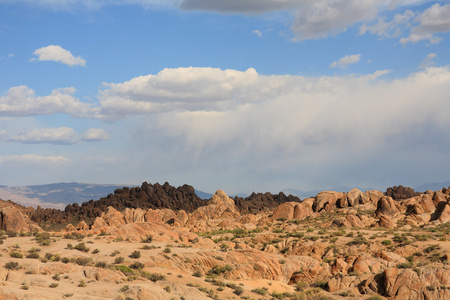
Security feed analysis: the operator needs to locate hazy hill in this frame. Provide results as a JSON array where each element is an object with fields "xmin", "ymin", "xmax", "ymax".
[{"xmin": 0, "ymin": 183, "xmax": 130, "ymax": 209}]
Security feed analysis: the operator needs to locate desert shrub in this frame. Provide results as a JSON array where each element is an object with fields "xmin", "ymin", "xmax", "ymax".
[
  {"xmin": 141, "ymin": 235, "xmax": 153, "ymax": 243},
  {"xmin": 193, "ymin": 270, "xmax": 202, "ymax": 277},
  {"xmin": 61, "ymin": 257, "xmax": 70, "ymax": 263},
  {"xmin": 78, "ymin": 280, "xmax": 87, "ymax": 287},
  {"xmin": 52, "ymin": 274, "xmax": 61, "ymax": 281},
  {"xmin": 397, "ymin": 262, "xmax": 413, "ymax": 268},
  {"xmin": 4, "ymin": 261, "xmax": 20, "ymax": 270},
  {"xmin": 120, "ymin": 285, "xmax": 130, "ymax": 292},
  {"xmin": 113, "ymin": 265, "xmax": 134, "ymax": 276},
  {"xmin": 26, "ymin": 252, "xmax": 40, "ymax": 259},
  {"xmin": 424, "ymin": 245, "xmax": 441, "ymax": 253},
  {"xmin": 75, "ymin": 257, "xmax": 92, "ymax": 266},
  {"xmin": 114, "ymin": 257, "xmax": 125, "ymax": 264},
  {"xmin": 45, "ymin": 253, "xmax": 61, "ymax": 262},
  {"xmin": 7, "ymin": 231, "xmax": 18, "ymax": 237},
  {"xmin": 49, "ymin": 283, "xmax": 58, "ymax": 288},
  {"xmin": 129, "ymin": 262, "xmax": 145, "ymax": 269},
  {"xmin": 74, "ymin": 243, "xmax": 90, "ymax": 252},
  {"xmin": 251, "ymin": 287, "xmax": 268, "ymax": 295},
  {"xmin": 382, "ymin": 240, "xmax": 392, "ymax": 245},
  {"xmin": 10, "ymin": 251, "xmax": 23, "ymax": 258},
  {"xmin": 129, "ymin": 251, "xmax": 141, "ymax": 258},
  {"xmin": 164, "ymin": 286, "xmax": 171, "ymax": 293},
  {"xmin": 35, "ymin": 232, "xmax": 51, "ymax": 246},
  {"xmin": 92, "ymin": 249, "xmax": 99, "ymax": 254},
  {"xmin": 64, "ymin": 232, "xmax": 85, "ymax": 240},
  {"xmin": 110, "ymin": 250, "xmax": 120, "ymax": 256},
  {"xmin": 312, "ymin": 280, "xmax": 328, "ymax": 289},
  {"xmin": 208, "ymin": 264, "xmax": 233, "ymax": 276},
  {"xmin": 233, "ymin": 286, "xmax": 244, "ymax": 295},
  {"xmin": 141, "ymin": 271, "xmax": 165, "ymax": 282},
  {"xmin": 163, "ymin": 248, "xmax": 171, "ymax": 254},
  {"xmin": 95, "ymin": 261, "xmax": 108, "ymax": 268}
]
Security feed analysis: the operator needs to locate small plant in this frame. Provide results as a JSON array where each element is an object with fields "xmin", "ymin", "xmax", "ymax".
[
  {"xmin": 52, "ymin": 274, "xmax": 61, "ymax": 281},
  {"xmin": 95, "ymin": 261, "xmax": 108, "ymax": 268},
  {"xmin": 251, "ymin": 287, "xmax": 268, "ymax": 295},
  {"xmin": 141, "ymin": 271, "xmax": 166, "ymax": 282},
  {"xmin": 10, "ymin": 251, "xmax": 23, "ymax": 258},
  {"xmin": 4, "ymin": 261, "xmax": 20, "ymax": 270},
  {"xmin": 141, "ymin": 235, "xmax": 153, "ymax": 243},
  {"xmin": 129, "ymin": 262, "xmax": 145, "ymax": 269},
  {"xmin": 49, "ymin": 283, "xmax": 59, "ymax": 288},
  {"xmin": 381, "ymin": 240, "xmax": 392, "ymax": 245},
  {"xmin": 110, "ymin": 250, "xmax": 120, "ymax": 256},
  {"xmin": 114, "ymin": 257, "xmax": 125, "ymax": 264},
  {"xmin": 75, "ymin": 257, "xmax": 92, "ymax": 266},
  {"xmin": 78, "ymin": 280, "xmax": 87, "ymax": 287},
  {"xmin": 92, "ymin": 249, "xmax": 100, "ymax": 254},
  {"xmin": 164, "ymin": 286, "xmax": 171, "ymax": 293},
  {"xmin": 74, "ymin": 242, "xmax": 90, "ymax": 252},
  {"xmin": 120, "ymin": 285, "xmax": 130, "ymax": 292},
  {"xmin": 193, "ymin": 270, "xmax": 202, "ymax": 277},
  {"xmin": 129, "ymin": 251, "xmax": 141, "ymax": 258},
  {"xmin": 163, "ymin": 247, "xmax": 171, "ymax": 254}
]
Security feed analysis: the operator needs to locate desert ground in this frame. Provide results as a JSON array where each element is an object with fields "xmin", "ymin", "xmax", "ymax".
[{"xmin": 2, "ymin": 187, "xmax": 450, "ymax": 299}]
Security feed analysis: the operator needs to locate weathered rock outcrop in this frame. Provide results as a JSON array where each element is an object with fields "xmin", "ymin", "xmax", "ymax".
[{"xmin": 0, "ymin": 205, "xmax": 42, "ymax": 233}]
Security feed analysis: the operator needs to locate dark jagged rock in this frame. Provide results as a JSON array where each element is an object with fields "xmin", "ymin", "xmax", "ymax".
[
  {"xmin": 29, "ymin": 182, "xmax": 302, "ymax": 226},
  {"xmin": 233, "ymin": 192, "xmax": 301, "ymax": 213},
  {"xmin": 31, "ymin": 182, "xmax": 206, "ymax": 225},
  {"xmin": 385, "ymin": 185, "xmax": 421, "ymax": 200}
]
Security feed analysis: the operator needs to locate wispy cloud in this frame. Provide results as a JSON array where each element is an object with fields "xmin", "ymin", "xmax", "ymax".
[
  {"xmin": 419, "ymin": 53, "xmax": 437, "ymax": 68},
  {"xmin": 2, "ymin": 127, "xmax": 110, "ymax": 145},
  {"xmin": 252, "ymin": 30, "xmax": 262, "ymax": 38},
  {"xmin": 400, "ymin": 3, "xmax": 450, "ymax": 44},
  {"xmin": 31, "ymin": 45, "xmax": 86, "ymax": 67},
  {"xmin": 0, "ymin": 154, "xmax": 70, "ymax": 164},
  {"xmin": 330, "ymin": 54, "xmax": 361, "ymax": 68}
]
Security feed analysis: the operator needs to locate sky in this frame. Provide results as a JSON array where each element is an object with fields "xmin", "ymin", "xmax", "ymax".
[{"xmin": 1, "ymin": 0, "xmax": 450, "ymax": 195}]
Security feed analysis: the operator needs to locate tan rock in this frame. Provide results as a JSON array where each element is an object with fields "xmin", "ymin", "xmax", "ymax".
[
  {"xmin": 346, "ymin": 214, "xmax": 365, "ymax": 227},
  {"xmin": 102, "ymin": 206, "xmax": 126, "ymax": 227},
  {"xmin": 65, "ymin": 223, "xmax": 76, "ymax": 232},
  {"xmin": 331, "ymin": 258, "xmax": 348, "ymax": 275},
  {"xmin": 375, "ymin": 196, "xmax": 400, "ymax": 217},
  {"xmin": 313, "ymin": 191, "xmax": 343, "ymax": 212},
  {"xmin": 378, "ymin": 215, "xmax": 395, "ymax": 228},
  {"xmin": 76, "ymin": 220, "xmax": 89, "ymax": 231},
  {"xmin": 0, "ymin": 206, "xmax": 41, "ymax": 233},
  {"xmin": 347, "ymin": 188, "xmax": 363, "ymax": 206}
]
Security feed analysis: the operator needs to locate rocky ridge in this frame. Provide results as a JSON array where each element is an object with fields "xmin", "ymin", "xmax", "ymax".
[{"xmin": 1, "ymin": 185, "xmax": 450, "ymax": 299}]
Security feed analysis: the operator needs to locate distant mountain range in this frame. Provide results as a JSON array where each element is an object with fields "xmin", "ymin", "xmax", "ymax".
[
  {"xmin": 0, "ymin": 181, "xmax": 448, "ymax": 209},
  {"xmin": 0, "ymin": 183, "xmax": 130, "ymax": 209}
]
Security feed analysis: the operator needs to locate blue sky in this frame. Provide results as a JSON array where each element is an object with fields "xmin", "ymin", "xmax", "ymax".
[{"xmin": 1, "ymin": 0, "xmax": 450, "ymax": 195}]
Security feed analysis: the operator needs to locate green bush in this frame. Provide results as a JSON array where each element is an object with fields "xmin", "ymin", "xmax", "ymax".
[
  {"xmin": 129, "ymin": 251, "xmax": 141, "ymax": 258},
  {"xmin": 10, "ymin": 251, "xmax": 23, "ymax": 258},
  {"xmin": 4, "ymin": 261, "xmax": 20, "ymax": 270}
]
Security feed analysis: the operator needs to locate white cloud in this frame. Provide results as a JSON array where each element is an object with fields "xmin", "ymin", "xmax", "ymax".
[
  {"xmin": 98, "ymin": 67, "xmax": 263, "ymax": 119},
  {"xmin": 32, "ymin": 45, "xmax": 86, "ymax": 67},
  {"xmin": 419, "ymin": 53, "xmax": 436, "ymax": 68},
  {"xmin": 0, "ymin": 154, "xmax": 69, "ymax": 164},
  {"xmin": 5, "ymin": 127, "xmax": 78, "ymax": 145},
  {"xmin": 401, "ymin": 3, "xmax": 450, "ymax": 44},
  {"xmin": 81, "ymin": 128, "xmax": 110, "ymax": 141},
  {"xmin": 2, "ymin": 127, "xmax": 110, "ymax": 144},
  {"xmin": 252, "ymin": 30, "xmax": 262, "ymax": 37},
  {"xmin": 0, "ymin": 85, "xmax": 98, "ymax": 117},
  {"xmin": 330, "ymin": 54, "xmax": 361, "ymax": 68},
  {"xmin": 359, "ymin": 10, "xmax": 415, "ymax": 37}
]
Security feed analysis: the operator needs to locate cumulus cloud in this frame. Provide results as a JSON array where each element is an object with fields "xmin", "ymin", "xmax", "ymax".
[
  {"xmin": 2, "ymin": 127, "xmax": 110, "ymax": 144},
  {"xmin": 98, "ymin": 67, "xmax": 264, "ymax": 119},
  {"xmin": 401, "ymin": 3, "xmax": 450, "ymax": 44},
  {"xmin": 0, "ymin": 86, "xmax": 98, "ymax": 117},
  {"xmin": 96, "ymin": 66, "xmax": 450, "ymax": 190},
  {"xmin": 32, "ymin": 45, "xmax": 86, "ymax": 67},
  {"xmin": 0, "ymin": 154, "xmax": 69, "ymax": 164},
  {"xmin": 330, "ymin": 54, "xmax": 361, "ymax": 68},
  {"xmin": 81, "ymin": 128, "xmax": 110, "ymax": 141}
]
